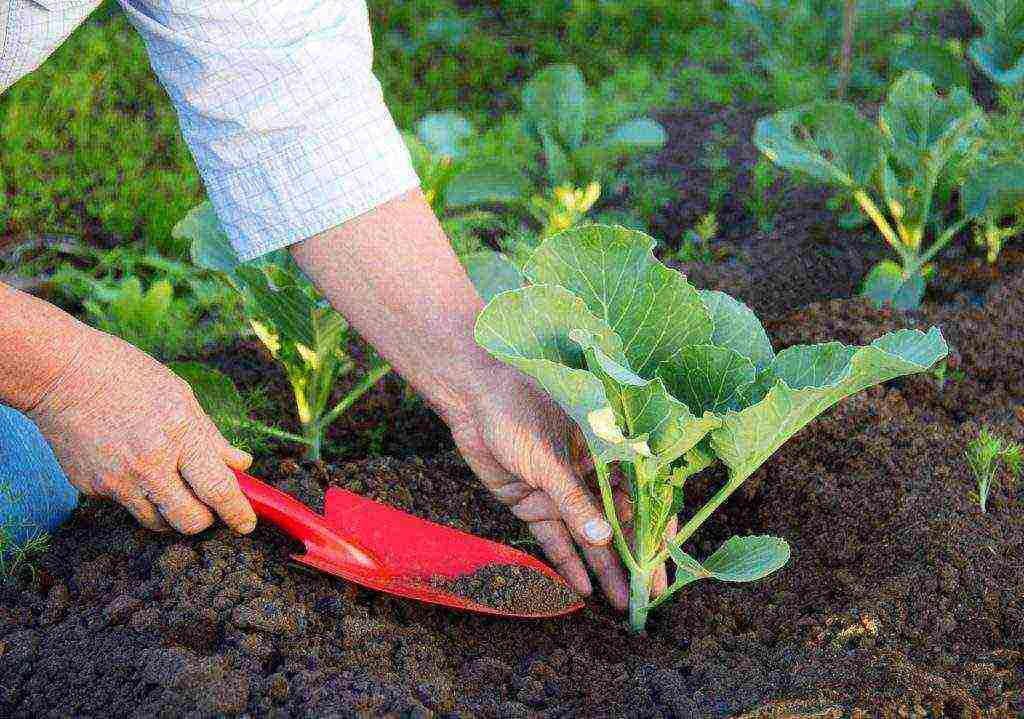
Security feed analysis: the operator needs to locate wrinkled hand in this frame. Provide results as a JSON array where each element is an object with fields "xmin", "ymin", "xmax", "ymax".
[
  {"xmin": 27, "ymin": 329, "xmax": 257, "ymax": 535},
  {"xmin": 448, "ymin": 366, "xmax": 674, "ymax": 610}
]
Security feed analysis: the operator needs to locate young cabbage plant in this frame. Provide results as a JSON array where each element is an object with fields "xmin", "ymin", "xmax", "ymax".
[
  {"xmin": 962, "ymin": 0, "xmax": 1024, "ymax": 87},
  {"xmin": 174, "ymin": 203, "xmax": 390, "ymax": 461},
  {"xmin": 520, "ymin": 64, "xmax": 667, "ymax": 188},
  {"xmin": 475, "ymin": 225, "xmax": 947, "ymax": 632},
  {"xmin": 755, "ymin": 72, "xmax": 986, "ymax": 310}
]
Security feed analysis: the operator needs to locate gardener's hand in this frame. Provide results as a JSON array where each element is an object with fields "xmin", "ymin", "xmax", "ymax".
[
  {"xmin": 290, "ymin": 188, "xmax": 676, "ymax": 610},
  {"xmin": 26, "ymin": 327, "xmax": 257, "ymax": 535},
  {"xmin": 447, "ymin": 365, "xmax": 674, "ymax": 610}
]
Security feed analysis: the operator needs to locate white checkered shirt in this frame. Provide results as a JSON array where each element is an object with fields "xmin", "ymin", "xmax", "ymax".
[{"xmin": 1, "ymin": 1, "xmax": 420, "ymax": 260}]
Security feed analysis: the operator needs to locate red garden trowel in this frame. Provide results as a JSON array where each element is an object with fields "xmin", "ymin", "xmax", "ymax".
[{"xmin": 233, "ymin": 469, "xmax": 584, "ymax": 619}]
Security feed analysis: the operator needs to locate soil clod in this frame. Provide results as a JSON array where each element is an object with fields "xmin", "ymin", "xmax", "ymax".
[{"xmin": 430, "ymin": 563, "xmax": 580, "ymax": 615}]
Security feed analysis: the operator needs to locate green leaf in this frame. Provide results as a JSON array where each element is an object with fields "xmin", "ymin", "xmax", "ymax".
[
  {"xmin": 969, "ymin": 34, "xmax": 1024, "ymax": 85},
  {"xmin": 177, "ymin": 202, "xmax": 240, "ymax": 278},
  {"xmin": 525, "ymin": 225, "xmax": 712, "ymax": 377},
  {"xmin": 657, "ymin": 346, "xmax": 757, "ymax": 416},
  {"xmin": 861, "ymin": 259, "xmax": 926, "ymax": 310},
  {"xmin": 522, "ymin": 64, "xmax": 589, "ymax": 150},
  {"xmin": 710, "ymin": 328, "xmax": 948, "ymax": 481},
  {"xmin": 879, "ymin": 72, "xmax": 983, "ymax": 171},
  {"xmin": 700, "ymin": 290, "xmax": 775, "ymax": 371},
  {"xmin": 890, "ymin": 38, "xmax": 971, "ymax": 91},
  {"xmin": 572, "ymin": 330, "xmax": 719, "ymax": 465},
  {"xmin": 964, "ymin": 0, "xmax": 1024, "ymax": 35},
  {"xmin": 754, "ymin": 101, "xmax": 883, "ymax": 189},
  {"xmin": 236, "ymin": 266, "xmax": 318, "ymax": 351},
  {"xmin": 445, "ymin": 163, "xmax": 531, "ymax": 209},
  {"xmin": 475, "ymin": 285, "xmax": 644, "ymax": 461},
  {"xmin": 169, "ymin": 361, "xmax": 249, "ymax": 431},
  {"xmin": 962, "ymin": 160, "xmax": 1024, "ymax": 221},
  {"xmin": 415, "ymin": 112, "xmax": 473, "ymax": 159},
  {"xmin": 701, "ymin": 535, "xmax": 791, "ymax": 582},
  {"xmin": 140, "ymin": 278, "xmax": 174, "ymax": 320},
  {"xmin": 462, "ymin": 251, "xmax": 525, "ymax": 302},
  {"xmin": 605, "ymin": 118, "xmax": 667, "ymax": 150}
]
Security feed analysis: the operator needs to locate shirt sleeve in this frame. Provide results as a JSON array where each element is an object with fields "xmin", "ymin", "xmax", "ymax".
[{"xmin": 118, "ymin": 0, "xmax": 420, "ymax": 261}]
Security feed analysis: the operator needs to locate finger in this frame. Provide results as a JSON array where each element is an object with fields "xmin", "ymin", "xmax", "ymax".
[
  {"xmin": 196, "ymin": 408, "xmax": 252, "ymax": 471},
  {"xmin": 143, "ymin": 469, "xmax": 216, "ymax": 535},
  {"xmin": 652, "ymin": 516, "xmax": 678, "ymax": 598},
  {"xmin": 527, "ymin": 518, "xmax": 592, "ymax": 596},
  {"xmin": 539, "ymin": 465, "xmax": 612, "ymax": 548},
  {"xmin": 101, "ymin": 478, "xmax": 171, "ymax": 532},
  {"xmin": 461, "ymin": 451, "xmax": 593, "ymax": 596},
  {"xmin": 581, "ymin": 544, "xmax": 628, "ymax": 610},
  {"xmin": 179, "ymin": 438, "xmax": 257, "ymax": 534}
]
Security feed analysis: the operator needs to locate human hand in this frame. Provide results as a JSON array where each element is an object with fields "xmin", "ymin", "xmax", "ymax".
[
  {"xmin": 26, "ymin": 328, "xmax": 257, "ymax": 535},
  {"xmin": 448, "ymin": 364, "xmax": 675, "ymax": 610}
]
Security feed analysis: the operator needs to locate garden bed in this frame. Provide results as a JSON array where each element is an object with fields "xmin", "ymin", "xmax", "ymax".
[{"xmin": 2, "ymin": 266, "xmax": 1021, "ymax": 718}]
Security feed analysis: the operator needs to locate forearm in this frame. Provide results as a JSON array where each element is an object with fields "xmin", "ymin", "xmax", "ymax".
[
  {"xmin": 0, "ymin": 284, "xmax": 91, "ymax": 413},
  {"xmin": 289, "ymin": 188, "xmax": 498, "ymax": 421}
]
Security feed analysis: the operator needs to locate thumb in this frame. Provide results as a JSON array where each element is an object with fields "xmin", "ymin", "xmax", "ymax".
[{"xmin": 538, "ymin": 461, "xmax": 612, "ymax": 548}]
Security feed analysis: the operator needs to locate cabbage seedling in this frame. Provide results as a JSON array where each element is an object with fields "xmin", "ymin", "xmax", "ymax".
[
  {"xmin": 755, "ymin": 72, "xmax": 985, "ymax": 309},
  {"xmin": 475, "ymin": 225, "xmax": 948, "ymax": 631},
  {"xmin": 175, "ymin": 203, "xmax": 390, "ymax": 461}
]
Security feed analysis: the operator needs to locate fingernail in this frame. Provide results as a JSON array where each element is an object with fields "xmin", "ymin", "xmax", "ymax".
[{"xmin": 583, "ymin": 518, "xmax": 611, "ymax": 543}]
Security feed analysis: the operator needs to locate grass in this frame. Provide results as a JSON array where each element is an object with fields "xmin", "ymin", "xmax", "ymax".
[{"xmin": 0, "ymin": 481, "xmax": 51, "ymax": 583}]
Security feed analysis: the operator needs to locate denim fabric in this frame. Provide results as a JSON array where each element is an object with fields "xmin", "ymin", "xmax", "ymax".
[{"xmin": 0, "ymin": 404, "xmax": 77, "ymax": 551}]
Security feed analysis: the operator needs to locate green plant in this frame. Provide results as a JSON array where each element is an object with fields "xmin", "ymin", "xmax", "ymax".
[
  {"xmin": 0, "ymin": 482, "xmax": 50, "ymax": 582},
  {"xmin": 744, "ymin": 157, "xmax": 784, "ymax": 233},
  {"xmin": 11, "ymin": 241, "xmax": 246, "ymax": 360},
  {"xmin": 755, "ymin": 71, "xmax": 987, "ymax": 309},
  {"xmin": 528, "ymin": 182, "xmax": 602, "ymax": 238},
  {"xmin": 520, "ymin": 64, "xmax": 667, "ymax": 188},
  {"xmin": 727, "ymin": 0, "xmax": 915, "ymax": 104},
  {"xmin": 965, "ymin": 427, "xmax": 1022, "ymax": 512},
  {"xmin": 175, "ymin": 203, "xmax": 390, "ymax": 461},
  {"xmin": 961, "ymin": 0, "xmax": 1024, "ymax": 87},
  {"xmin": 962, "ymin": 160, "xmax": 1024, "ymax": 263},
  {"xmin": 169, "ymin": 362, "xmax": 308, "ymax": 455},
  {"xmin": 701, "ymin": 124, "xmax": 736, "ymax": 215},
  {"xmin": 674, "ymin": 212, "xmax": 720, "ymax": 263},
  {"xmin": 474, "ymin": 224, "xmax": 947, "ymax": 631}
]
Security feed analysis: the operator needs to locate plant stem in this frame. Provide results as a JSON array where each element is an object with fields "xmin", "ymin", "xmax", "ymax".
[
  {"xmin": 854, "ymin": 190, "xmax": 908, "ymax": 263},
  {"xmin": 595, "ymin": 462, "xmax": 639, "ymax": 573},
  {"xmin": 319, "ymin": 363, "xmax": 391, "ymax": 429},
  {"xmin": 301, "ymin": 421, "xmax": 322, "ymax": 462},
  {"xmin": 662, "ymin": 471, "xmax": 751, "ymax": 562},
  {"xmin": 628, "ymin": 566, "xmax": 654, "ymax": 632},
  {"xmin": 244, "ymin": 421, "xmax": 313, "ymax": 446}
]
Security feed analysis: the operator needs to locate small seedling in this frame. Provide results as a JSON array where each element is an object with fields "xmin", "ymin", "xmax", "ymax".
[
  {"xmin": 475, "ymin": 224, "xmax": 947, "ymax": 631},
  {"xmin": 965, "ymin": 427, "xmax": 1022, "ymax": 512},
  {"xmin": 701, "ymin": 124, "xmax": 736, "ymax": 215},
  {"xmin": 175, "ymin": 203, "xmax": 390, "ymax": 461},
  {"xmin": 744, "ymin": 157, "xmax": 782, "ymax": 233},
  {"xmin": 674, "ymin": 212, "xmax": 719, "ymax": 264}
]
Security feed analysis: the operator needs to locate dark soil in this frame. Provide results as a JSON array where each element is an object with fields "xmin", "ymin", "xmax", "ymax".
[
  {"xmin": 3, "ymin": 267, "xmax": 1022, "ymax": 717},
  {"xmin": 430, "ymin": 564, "xmax": 581, "ymax": 615}
]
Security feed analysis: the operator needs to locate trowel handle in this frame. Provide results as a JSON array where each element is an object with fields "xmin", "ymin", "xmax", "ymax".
[{"xmin": 232, "ymin": 469, "xmax": 383, "ymax": 576}]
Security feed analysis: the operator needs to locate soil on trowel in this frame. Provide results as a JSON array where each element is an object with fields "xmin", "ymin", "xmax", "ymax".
[
  {"xmin": 2, "ymin": 280, "xmax": 1022, "ymax": 717},
  {"xmin": 430, "ymin": 564, "xmax": 581, "ymax": 615}
]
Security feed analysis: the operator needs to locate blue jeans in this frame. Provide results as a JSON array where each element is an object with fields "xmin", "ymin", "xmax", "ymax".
[{"xmin": 0, "ymin": 404, "xmax": 78, "ymax": 552}]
